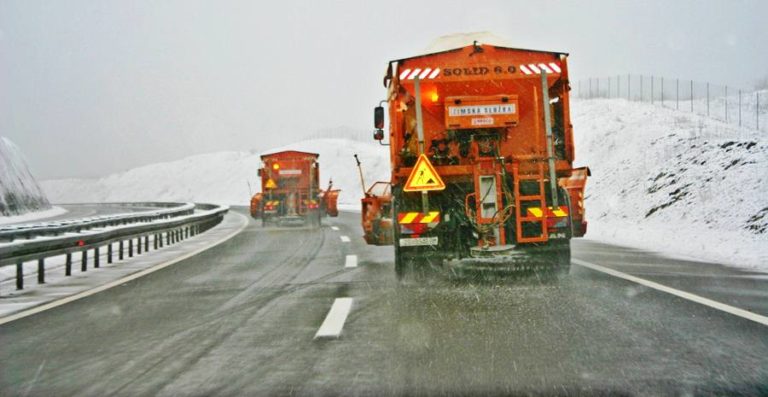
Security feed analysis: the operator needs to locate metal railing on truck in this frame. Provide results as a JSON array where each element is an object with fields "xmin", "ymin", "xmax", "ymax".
[{"xmin": 0, "ymin": 203, "xmax": 229, "ymax": 294}]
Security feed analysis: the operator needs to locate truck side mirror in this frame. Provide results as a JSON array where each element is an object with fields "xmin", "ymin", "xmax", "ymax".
[
  {"xmin": 374, "ymin": 106, "xmax": 384, "ymax": 129},
  {"xmin": 257, "ymin": 169, "xmax": 263, "ymax": 177},
  {"xmin": 373, "ymin": 129, "xmax": 384, "ymax": 141}
]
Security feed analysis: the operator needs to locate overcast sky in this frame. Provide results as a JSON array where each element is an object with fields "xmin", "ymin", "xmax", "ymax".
[{"xmin": 1, "ymin": 0, "xmax": 766, "ymax": 179}]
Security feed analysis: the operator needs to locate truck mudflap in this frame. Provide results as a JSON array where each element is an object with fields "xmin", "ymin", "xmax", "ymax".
[{"xmin": 559, "ymin": 167, "xmax": 590, "ymax": 238}]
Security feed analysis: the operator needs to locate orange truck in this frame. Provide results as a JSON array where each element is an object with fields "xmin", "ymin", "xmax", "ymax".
[
  {"xmin": 364, "ymin": 40, "xmax": 589, "ymax": 277},
  {"xmin": 250, "ymin": 150, "xmax": 339, "ymax": 227}
]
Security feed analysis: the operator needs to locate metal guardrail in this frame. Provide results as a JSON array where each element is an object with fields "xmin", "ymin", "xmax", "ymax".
[
  {"xmin": 0, "ymin": 203, "xmax": 229, "ymax": 293},
  {"xmin": 0, "ymin": 202, "xmax": 196, "ymax": 242}
]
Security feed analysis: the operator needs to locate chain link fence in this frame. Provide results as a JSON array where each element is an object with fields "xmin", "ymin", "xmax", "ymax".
[{"xmin": 575, "ymin": 75, "xmax": 766, "ymax": 132}]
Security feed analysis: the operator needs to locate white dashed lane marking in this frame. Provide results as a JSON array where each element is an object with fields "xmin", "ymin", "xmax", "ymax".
[
  {"xmin": 314, "ymin": 298, "xmax": 353, "ymax": 339},
  {"xmin": 340, "ymin": 235, "xmax": 350, "ymax": 243},
  {"xmin": 331, "ymin": 226, "xmax": 339, "ymax": 231},
  {"xmin": 344, "ymin": 255, "xmax": 358, "ymax": 268}
]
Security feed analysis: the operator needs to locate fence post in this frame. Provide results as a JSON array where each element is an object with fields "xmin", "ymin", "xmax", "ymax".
[
  {"xmin": 651, "ymin": 76, "xmax": 654, "ymax": 104},
  {"xmin": 94, "ymin": 247, "xmax": 100, "ymax": 268},
  {"xmin": 108, "ymin": 243, "xmax": 113, "ymax": 263},
  {"xmin": 690, "ymin": 80, "xmax": 693, "ymax": 112},
  {"xmin": 137, "ymin": 237, "xmax": 142, "ymax": 254},
  {"xmin": 628, "ymin": 74, "xmax": 630, "ymax": 100},
  {"xmin": 758, "ymin": 92, "xmax": 760, "ymax": 130},
  {"xmin": 129, "ymin": 239, "xmax": 133, "ymax": 257},
  {"xmin": 640, "ymin": 75, "xmax": 643, "ymax": 101},
  {"xmin": 578, "ymin": 80, "xmax": 581, "ymax": 98},
  {"xmin": 607, "ymin": 77, "xmax": 611, "ymax": 98},
  {"xmin": 38, "ymin": 258, "xmax": 45, "ymax": 284},
  {"xmin": 707, "ymin": 82, "xmax": 710, "ymax": 116},
  {"xmin": 676, "ymin": 78, "xmax": 679, "ymax": 110},
  {"xmin": 66, "ymin": 252, "xmax": 72, "ymax": 276},
  {"xmin": 589, "ymin": 78, "xmax": 592, "ymax": 98},
  {"xmin": 81, "ymin": 250, "xmax": 87, "ymax": 272},
  {"xmin": 16, "ymin": 262, "xmax": 23, "ymax": 290},
  {"xmin": 661, "ymin": 77, "xmax": 664, "ymax": 106},
  {"xmin": 739, "ymin": 90, "xmax": 742, "ymax": 127},
  {"xmin": 119, "ymin": 240, "xmax": 124, "ymax": 260}
]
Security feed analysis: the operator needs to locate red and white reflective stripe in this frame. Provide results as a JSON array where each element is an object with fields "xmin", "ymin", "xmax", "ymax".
[
  {"xmin": 400, "ymin": 67, "xmax": 441, "ymax": 80},
  {"xmin": 519, "ymin": 63, "xmax": 562, "ymax": 75}
]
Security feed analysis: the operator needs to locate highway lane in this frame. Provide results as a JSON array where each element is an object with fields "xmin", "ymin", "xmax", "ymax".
[{"xmin": 1, "ymin": 208, "xmax": 766, "ymax": 396}]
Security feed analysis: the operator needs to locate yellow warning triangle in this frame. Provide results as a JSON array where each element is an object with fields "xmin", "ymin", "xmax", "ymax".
[
  {"xmin": 403, "ymin": 154, "xmax": 446, "ymax": 192},
  {"xmin": 265, "ymin": 178, "xmax": 277, "ymax": 189}
]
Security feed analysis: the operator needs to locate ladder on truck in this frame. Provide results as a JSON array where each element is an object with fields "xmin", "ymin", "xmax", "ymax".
[{"xmin": 513, "ymin": 162, "xmax": 548, "ymax": 243}]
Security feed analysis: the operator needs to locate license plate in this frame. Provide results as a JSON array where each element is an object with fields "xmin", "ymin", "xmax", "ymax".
[{"xmin": 399, "ymin": 236, "xmax": 438, "ymax": 247}]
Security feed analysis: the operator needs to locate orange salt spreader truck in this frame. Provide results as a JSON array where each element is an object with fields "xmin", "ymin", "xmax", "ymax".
[
  {"xmin": 364, "ymin": 40, "xmax": 589, "ymax": 278},
  {"xmin": 250, "ymin": 150, "xmax": 339, "ymax": 227}
]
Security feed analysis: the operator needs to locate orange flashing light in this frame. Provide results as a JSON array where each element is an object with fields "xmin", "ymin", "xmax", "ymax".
[{"xmin": 272, "ymin": 163, "xmax": 280, "ymax": 170}]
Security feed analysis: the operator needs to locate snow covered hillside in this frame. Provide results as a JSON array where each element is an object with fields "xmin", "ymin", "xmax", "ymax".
[
  {"xmin": 42, "ymin": 138, "xmax": 390, "ymax": 208},
  {"xmin": 0, "ymin": 137, "xmax": 52, "ymax": 216},
  {"xmin": 41, "ymin": 99, "xmax": 767, "ymax": 269},
  {"xmin": 572, "ymin": 99, "xmax": 767, "ymax": 269}
]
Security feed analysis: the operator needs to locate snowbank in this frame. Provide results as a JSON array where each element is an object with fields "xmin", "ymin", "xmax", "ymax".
[
  {"xmin": 572, "ymin": 99, "xmax": 767, "ymax": 269},
  {"xmin": 42, "ymin": 138, "xmax": 390, "ymax": 208},
  {"xmin": 0, "ymin": 137, "xmax": 52, "ymax": 216}
]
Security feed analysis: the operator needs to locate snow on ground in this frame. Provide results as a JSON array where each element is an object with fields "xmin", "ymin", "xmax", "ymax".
[
  {"xmin": 40, "ymin": 99, "xmax": 767, "ymax": 270},
  {"xmin": 572, "ymin": 98, "xmax": 767, "ymax": 269},
  {"xmin": 42, "ymin": 138, "xmax": 390, "ymax": 208},
  {"xmin": 0, "ymin": 206, "xmax": 67, "ymax": 226},
  {"xmin": 0, "ymin": 137, "xmax": 52, "ymax": 216}
]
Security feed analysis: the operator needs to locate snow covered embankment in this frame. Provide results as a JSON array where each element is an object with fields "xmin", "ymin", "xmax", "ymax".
[
  {"xmin": 42, "ymin": 138, "xmax": 390, "ymax": 210},
  {"xmin": 0, "ymin": 137, "xmax": 53, "ymax": 217},
  {"xmin": 572, "ymin": 99, "xmax": 767, "ymax": 269}
]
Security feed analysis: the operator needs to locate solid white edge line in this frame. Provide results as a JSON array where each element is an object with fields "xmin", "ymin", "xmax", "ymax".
[
  {"xmin": 314, "ymin": 297, "xmax": 353, "ymax": 339},
  {"xmin": 344, "ymin": 255, "xmax": 358, "ymax": 268},
  {"xmin": 572, "ymin": 259, "xmax": 768, "ymax": 327},
  {"xmin": 0, "ymin": 212, "xmax": 250, "ymax": 326},
  {"xmin": 340, "ymin": 235, "xmax": 350, "ymax": 242}
]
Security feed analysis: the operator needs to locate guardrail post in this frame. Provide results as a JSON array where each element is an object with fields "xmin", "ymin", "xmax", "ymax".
[
  {"xmin": 65, "ymin": 253, "xmax": 72, "ymax": 276},
  {"xmin": 154, "ymin": 234, "xmax": 159, "ymax": 249},
  {"xmin": 94, "ymin": 247, "xmax": 100, "ymax": 268},
  {"xmin": 129, "ymin": 239, "xmax": 134, "ymax": 257},
  {"xmin": 137, "ymin": 237, "xmax": 143, "ymax": 254},
  {"xmin": 16, "ymin": 262, "xmax": 23, "ymax": 290},
  {"xmin": 81, "ymin": 250, "xmax": 88, "ymax": 272},
  {"xmin": 159, "ymin": 233, "xmax": 164, "ymax": 248},
  {"xmin": 144, "ymin": 235, "xmax": 149, "ymax": 252},
  {"xmin": 119, "ymin": 240, "xmax": 124, "ymax": 260},
  {"xmin": 38, "ymin": 258, "xmax": 45, "ymax": 284},
  {"xmin": 108, "ymin": 243, "xmax": 113, "ymax": 263},
  {"xmin": 167, "ymin": 231, "xmax": 172, "ymax": 245}
]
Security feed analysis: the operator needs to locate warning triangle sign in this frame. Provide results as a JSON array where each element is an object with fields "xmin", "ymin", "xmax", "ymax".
[
  {"xmin": 403, "ymin": 154, "xmax": 446, "ymax": 192},
  {"xmin": 265, "ymin": 178, "xmax": 277, "ymax": 189}
]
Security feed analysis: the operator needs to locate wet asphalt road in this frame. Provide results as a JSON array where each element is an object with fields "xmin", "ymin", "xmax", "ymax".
[{"xmin": 1, "ymin": 208, "xmax": 766, "ymax": 396}]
